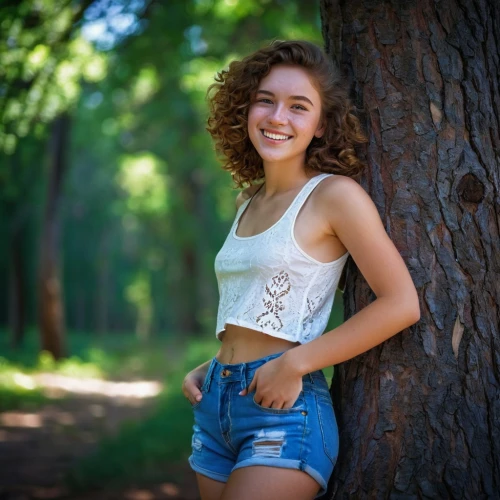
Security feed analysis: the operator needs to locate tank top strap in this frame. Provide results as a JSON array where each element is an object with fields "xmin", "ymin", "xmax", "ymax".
[
  {"xmin": 234, "ymin": 182, "xmax": 265, "ymax": 224},
  {"xmin": 284, "ymin": 173, "xmax": 333, "ymax": 221},
  {"xmin": 234, "ymin": 198, "xmax": 250, "ymax": 223}
]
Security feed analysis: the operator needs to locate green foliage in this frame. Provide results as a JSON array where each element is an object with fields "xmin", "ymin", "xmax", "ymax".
[
  {"xmin": 0, "ymin": 0, "xmax": 107, "ymax": 155},
  {"xmin": 0, "ymin": 356, "xmax": 48, "ymax": 412},
  {"xmin": 0, "ymin": 329, "xmax": 183, "ymax": 379},
  {"xmin": 117, "ymin": 152, "xmax": 169, "ymax": 216}
]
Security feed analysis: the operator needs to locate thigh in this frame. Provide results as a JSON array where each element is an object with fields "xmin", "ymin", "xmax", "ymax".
[
  {"xmin": 221, "ymin": 466, "xmax": 320, "ymax": 500},
  {"xmin": 196, "ymin": 473, "xmax": 226, "ymax": 500}
]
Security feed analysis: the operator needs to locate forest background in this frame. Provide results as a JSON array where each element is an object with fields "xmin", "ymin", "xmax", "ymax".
[
  {"xmin": 0, "ymin": 0, "xmax": 340, "ymax": 498},
  {"xmin": 0, "ymin": 0, "xmax": 344, "ymax": 350}
]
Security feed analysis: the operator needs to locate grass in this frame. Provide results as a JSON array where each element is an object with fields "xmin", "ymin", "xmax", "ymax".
[
  {"xmin": 0, "ymin": 368, "xmax": 48, "ymax": 412},
  {"xmin": 0, "ymin": 330, "xmax": 184, "ymax": 378}
]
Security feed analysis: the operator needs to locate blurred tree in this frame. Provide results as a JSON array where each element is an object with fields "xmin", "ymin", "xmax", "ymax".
[
  {"xmin": 0, "ymin": 0, "xmax": 98, "ymax": 153},
  {"xmin": 39, "ymin": 113, "xmax": 70, "ymax": 359},
  {"xmin": 321, "ymin": 0, "xmax": 500, "ymax": 497},
  {"xmin": 4, "ymin": 136, "xmax": 44, "ymax": 347},
  {"xmin": 0, "ymin": 0, "xmax": 107, "ymax": 355}
]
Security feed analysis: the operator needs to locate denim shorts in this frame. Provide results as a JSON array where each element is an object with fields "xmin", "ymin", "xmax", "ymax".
[{"xmin": 188, "ymin": 352, "xmax": 339, "ymax": 497}]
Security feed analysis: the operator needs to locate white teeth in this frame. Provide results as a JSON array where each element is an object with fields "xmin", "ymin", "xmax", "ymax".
[{"xmin": 263, "ymin": 130, "xmax": 290, "ymax": 141}]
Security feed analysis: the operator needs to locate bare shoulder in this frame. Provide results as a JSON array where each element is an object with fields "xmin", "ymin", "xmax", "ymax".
[
  {"xmin": 316, "ymin": 173, "xmax": 364, "ymax": 195},
  {"xmin": 235, "ymin": 183, "xmax": 263, "ymax": 210},
  {"xmin": 315, "ymin": 174, "xmax": 373, "ymax": 216},
  {"xmin": 313, "ymin": 173, "xmax": 384, "ymax": 239}
]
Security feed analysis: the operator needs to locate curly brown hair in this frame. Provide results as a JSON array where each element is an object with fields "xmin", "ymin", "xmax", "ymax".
[{"xmin": 207, "ymin": 40, "xmax": 368, "ymax": 188}]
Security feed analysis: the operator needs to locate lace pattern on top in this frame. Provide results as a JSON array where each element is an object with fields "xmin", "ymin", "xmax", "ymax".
[
  {"xmin": 255, "ymin": 271, "xmax": 291, "ymax": 331},
  {"xmin": 214, "ymin": 173, "xmax": 349, "ymax": 344}
]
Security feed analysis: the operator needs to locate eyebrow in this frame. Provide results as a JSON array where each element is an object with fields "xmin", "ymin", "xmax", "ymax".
[{"xmin": 256, "ymin": 89, "xmax": 314, "ymax": 107}]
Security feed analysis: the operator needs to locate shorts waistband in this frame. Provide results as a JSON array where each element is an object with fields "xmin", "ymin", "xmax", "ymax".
[{"xmin": 202, "ymin": 351, "xmax": 325, "ymax": 393}]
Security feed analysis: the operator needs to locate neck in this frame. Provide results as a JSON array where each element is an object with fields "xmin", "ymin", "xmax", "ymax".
[{"xmin": 261, "ymin": 157, "xmax": 315, "ymax": 197}]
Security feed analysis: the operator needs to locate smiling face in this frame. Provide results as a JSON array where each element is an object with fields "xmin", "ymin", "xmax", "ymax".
[{"xmin": 247, "ymin": 64, "xmax": 325, "ymax": 170}]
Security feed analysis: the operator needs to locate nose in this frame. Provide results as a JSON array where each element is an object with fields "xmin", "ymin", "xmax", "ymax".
[{"xmin": 268, "ymin": 104, "xmax": 287, "ymax": 125}]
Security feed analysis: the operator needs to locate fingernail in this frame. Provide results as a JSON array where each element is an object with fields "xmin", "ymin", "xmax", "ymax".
[
  {"xmin": 196, "ymin": 395, "xmax": 202, "ymax": 401},
  {"xmin": 239, "ymin": 390, "xmax": 244, "ymax": 395}
]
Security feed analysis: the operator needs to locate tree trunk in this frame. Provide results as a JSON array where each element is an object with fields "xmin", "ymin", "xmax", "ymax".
[
  {"xmin": 38, "ymin": 114, "xmax": 70, "ymax": 360},
  {"xmin": 320, "ymin": 0, "xmax": 500, "ymax": 498},
  {"xmin": 9, "ymin": 219, "xmax": 25, "ymax": 349},
  {"xmin": 97, "ymin": 232, "xmax": 110, "ymax": 336},
  {"xmin": 179, "ymin": 245, "xmax": 199, "ymax": 334},
  {"xmin": 176, "ymin": 172, "xmax": 203, "ymax": 335},
  {"xmin": 7, "ymin": 150, "xmax": 32, "ymax": 348}
]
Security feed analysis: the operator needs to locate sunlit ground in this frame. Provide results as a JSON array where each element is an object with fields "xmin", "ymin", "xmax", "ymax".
[
  {"xmin": 1, "ymin": 373, "xmax": 162, "ymax": 431},
  {"xmin": 0, "ymin": 369, "xmax": 180, "ymax": 498},
  {"xmin": 35, "ymin": 372, "xmax": 161, "ymax": 398},
  {"xmin": 0, "ymin": 333, "xmax": 218, "ymax": 498},
  {"xmin": 0, "ymin": 369, "xmax": 165, "ymax": 436},
  {"xmin": 12, "ymin": 370, "xmax": 162, "ymax": 396}
]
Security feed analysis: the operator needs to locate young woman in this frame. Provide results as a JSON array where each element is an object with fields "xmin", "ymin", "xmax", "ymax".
[{"xmin": 182, "ymin": 40, "xmax": 420, "ymax": 500}]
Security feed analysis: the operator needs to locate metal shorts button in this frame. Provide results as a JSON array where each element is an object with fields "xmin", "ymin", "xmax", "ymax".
[{"xmin": 221, "ymin": 369, "xmax": 231, "ymax": 377}]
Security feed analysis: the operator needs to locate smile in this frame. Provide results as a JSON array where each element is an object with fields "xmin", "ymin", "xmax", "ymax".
[{"xmin": 261, "ymin": 130, "xmax": 292, "ymax": 141}]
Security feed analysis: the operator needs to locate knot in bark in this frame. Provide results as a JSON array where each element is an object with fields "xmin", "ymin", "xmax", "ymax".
[{"xmin": 457, "ymin": 173, "xmax": 484, "ymax": 204}]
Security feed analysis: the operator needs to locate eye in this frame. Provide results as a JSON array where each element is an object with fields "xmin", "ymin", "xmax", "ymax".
[
  {"xmin": 292, "ymin": 104, "xmax": 307, "ymax": 111},
  {"xmin": 257, "ymin": 98, "xmax": 273, "ymax": 104}
]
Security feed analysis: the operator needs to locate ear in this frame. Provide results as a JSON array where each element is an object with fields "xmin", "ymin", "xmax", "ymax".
[{"xmin": 314, "ymin": 122, "xmax": 326, "ymax": 139}]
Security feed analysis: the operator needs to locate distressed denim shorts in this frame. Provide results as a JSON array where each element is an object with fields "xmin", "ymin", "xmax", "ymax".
[{"xmin": 188, "ymin": 352, "xmax": 339, "ymax": 497}]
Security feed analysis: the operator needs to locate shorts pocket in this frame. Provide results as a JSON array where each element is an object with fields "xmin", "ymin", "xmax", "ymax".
[
  {"xmin": 252, "ymin": 391, "xmax": 306, "ymax": 414},
  {"xmin": 315, "ymin": 392, "xmax": 339, "ymax": 466}
]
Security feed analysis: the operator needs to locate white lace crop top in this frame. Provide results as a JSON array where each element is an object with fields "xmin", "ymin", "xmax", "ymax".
[{"xmin": 214, "ymin": 173, "xmax": 349, "ymax": 344}]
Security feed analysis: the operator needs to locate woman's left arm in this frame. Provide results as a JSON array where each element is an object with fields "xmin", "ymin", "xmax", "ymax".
[{"xmin": 285, "ymin": 175, "xmax": 421, "ymax": 376}]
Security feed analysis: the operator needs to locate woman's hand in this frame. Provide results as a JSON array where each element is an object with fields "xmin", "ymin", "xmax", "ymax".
[
  {"xmin": 239, "ymin": 353, "xmax": 303, "ymax": 409},
  {"xmin": 182, "ymin": 366, "xmax": 208, "ymax": 406}
]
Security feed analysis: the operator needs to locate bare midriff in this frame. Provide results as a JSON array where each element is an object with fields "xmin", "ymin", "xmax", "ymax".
[{"xmin": 216, "ymin": 324, "xmax": 300, "ymax": 364}]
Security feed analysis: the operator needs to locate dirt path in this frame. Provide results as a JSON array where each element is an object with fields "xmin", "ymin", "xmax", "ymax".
[{"xmin": 0, "ymin": 378, "xmax": 200, "ymax": 500}]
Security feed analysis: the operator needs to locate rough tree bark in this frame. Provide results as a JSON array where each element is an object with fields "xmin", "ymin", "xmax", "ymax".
[
  {"xmin": 38, "ymin": 114, "xmax": 70, "ymax": 360},
  {"xmin": 320, "ymin": 0, "xmax": 500, "ymax": 498}
]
